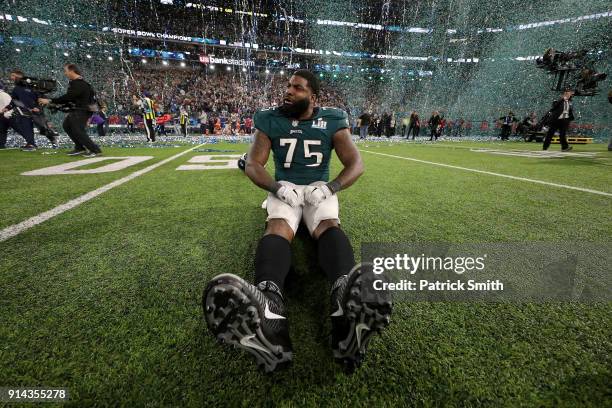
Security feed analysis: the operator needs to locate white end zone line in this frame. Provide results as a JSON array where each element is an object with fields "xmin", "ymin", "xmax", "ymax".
[
  {"xmin": 361, "ymin": 150, "xmax": 612, "ymax": 197},
  {"xmin": 0, "ymin": 143, "xmax": 205, "ymax": 242}
]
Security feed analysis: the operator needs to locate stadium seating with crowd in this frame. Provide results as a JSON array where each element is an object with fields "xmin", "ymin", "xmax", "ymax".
[
  {"xmin": 102, "ymin": 68, "xmax": 349, "ymax": 134},
  {"xmin": 93, "ymin": 67, "xmax": 601, "ymax": 139},
  {"xmin": 100, "ymin": 69, "xmax": 447, "ymax": 138}
]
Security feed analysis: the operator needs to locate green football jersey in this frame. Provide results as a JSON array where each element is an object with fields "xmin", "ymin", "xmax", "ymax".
[{"xmin": 253, "ymin": 106, "xmax": 350, "ymax": 185}]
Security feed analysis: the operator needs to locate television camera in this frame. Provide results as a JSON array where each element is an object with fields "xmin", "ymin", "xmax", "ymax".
[
  {"xmin": 536, "ymin": 48, "xmax": 607, "ymax": 96},
  {"xmin": 15, "ymin": 77, "xmax": 77, "ymax": 112}
]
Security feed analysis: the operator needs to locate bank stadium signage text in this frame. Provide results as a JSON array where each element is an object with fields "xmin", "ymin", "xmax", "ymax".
[{"xmin": 199, "ymin": 55, "xmax": 255, "ymax": 67}]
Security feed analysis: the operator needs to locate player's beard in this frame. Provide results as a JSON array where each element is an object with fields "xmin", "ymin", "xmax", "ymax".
[{"xmin": 278, "ymin": 97, "xmax": 311, "ymax": 119}]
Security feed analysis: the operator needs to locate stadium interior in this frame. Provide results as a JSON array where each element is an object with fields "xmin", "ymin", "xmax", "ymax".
[{"xmin": 0, "ymin": 0, "xmax": 610, "ymax": 406}]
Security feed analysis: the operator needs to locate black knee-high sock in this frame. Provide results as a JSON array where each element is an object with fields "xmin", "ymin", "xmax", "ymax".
[
  {"xmin": 254, "ymin": 234, "xmax": 292, "ymax": 290},
  {"xmin": 318, "ymin": 227, "xmax": 355, "ymax": 284}
]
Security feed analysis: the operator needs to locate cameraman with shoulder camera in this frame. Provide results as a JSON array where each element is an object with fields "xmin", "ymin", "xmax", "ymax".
[
  {"xmin": 542, "ymin": 88, "xmax": 575, "ymax": 152},
  {"xmin": 0, "ymin": 70, "xmax": 38, "ymax": 151},
  {"xmin": 10, "ymin": 70, "xmax": 59, "ymax": 148},
  {"xmin": 38, "ymin": 64, "xmax": 102, "ymax": 157}
]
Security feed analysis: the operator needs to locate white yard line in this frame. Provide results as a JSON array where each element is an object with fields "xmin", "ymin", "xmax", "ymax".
[
  {"xmin": 361, "ymin": 149, "xmax": 612, "ymax": 197},
  {"xmin": 0, "ymin": 144, "xmax": 205, "ymax": 242},
  {"xmin": 470, "ymin": 148, "xmax": 598, "ymax": 158}
]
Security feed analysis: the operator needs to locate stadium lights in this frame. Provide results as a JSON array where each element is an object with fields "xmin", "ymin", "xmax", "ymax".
[
  {"xmin": 226, "ymin": 66, "xmax": 231, "ymax": 71},
  {"xmin": 319, "ymin": 73, "xmax": 323, "ymax": 77},
  {"xmin": 108, "ymin": 56, "xmax": 113, "ymax": 61},
  {"xmin": 180, "ymin": 62, "xmax": 186, "ymax": 67},
  {"xmin": 162, "ymin": 60, "xmax": 169, "ymax": 65},
  {"xmin": 242, "ymin": 67, "xmax": 246, "ymax": 72},
  {"xmin": 86, "ymin": 54, "xmax": 92, "ymax": 59},
  {"xmin": 280, "ymin": 70, "xmax": 284, "ymax": 75},
  {"xmin": 141, "ymin": 58, "xmax": 147, "ymax": 64},
  {"xmin": 265, "ymin": 69, "xmax": 270, "ymax": 74},
  {"xmin": 210, "ymin": 65, "xmax": 215, "ymax": 70},
  {"xmin": 63, "ymin": 52, "xmax": 69, "ymax": 57},
  {"xmin": 15, "ymin": 48, "xmax": 21, "ymax": 52}
]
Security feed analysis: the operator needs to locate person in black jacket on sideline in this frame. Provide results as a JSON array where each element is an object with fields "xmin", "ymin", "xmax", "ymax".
[
  {"xmin": 543, "ymin": 89, "xmax": 575, "ymax": 152},
  {"xmin": 38, "ymin": 63, "xmax": 102, "ymax": 157},
  {"xmin": 428, "ymin": 111, "xmax": 441, "ymax": 141},
  {"xmin": 498, "ymin": 111, "xmax": 517, "ymax": 141}
]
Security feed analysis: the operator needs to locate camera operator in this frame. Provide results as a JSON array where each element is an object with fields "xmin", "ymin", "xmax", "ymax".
[
  {"xmin": 38, "ymin": 64, "xmax": 102, "ymax": 157},
  {"xmin": 0, "ymin": 70, "xmax": 39, "ymax": 151},
  {"xmin": 10, "ymin": 70, "xmax": 59, "ymax": 148},
  {"xmin": 543, "ymin": 89, "xmax": 575, "ymax": 152}
]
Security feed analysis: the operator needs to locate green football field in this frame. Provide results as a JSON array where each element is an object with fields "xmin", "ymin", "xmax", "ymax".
[{"xmin": 0, "ymin": 139, "xmax": 610, "ymax": 407}]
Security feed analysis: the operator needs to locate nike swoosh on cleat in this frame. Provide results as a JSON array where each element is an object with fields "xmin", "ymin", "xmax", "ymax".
[
  {"xmin": 330, "ymin": 301, "xmax": 344, "ymax": 317},
  {"xmin": 355, "ymin": 323, "xmax": 370, "ymax": 349},
  {"xmin": 239, "ymin": 334, "xmax": 272, "ymax": 354},
  {"xmin": 264, "ymin": 303, "xmax": 286, "ymax": 320}
]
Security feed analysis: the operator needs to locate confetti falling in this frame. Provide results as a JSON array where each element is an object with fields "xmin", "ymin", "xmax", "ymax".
[{"xmin": 1, "ymin": 0, "xmax": 610, "ymax": 140}]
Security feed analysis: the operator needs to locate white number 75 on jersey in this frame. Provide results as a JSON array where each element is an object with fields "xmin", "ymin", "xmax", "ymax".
[{"xmin": 279, "ymin": 139, "xmax": 323, "ymax": 168}]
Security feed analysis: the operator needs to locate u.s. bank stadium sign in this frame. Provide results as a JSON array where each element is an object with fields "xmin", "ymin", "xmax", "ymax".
[{"xmin": 198, "ymin": 55, "xmax": 255, "ymax": 67}]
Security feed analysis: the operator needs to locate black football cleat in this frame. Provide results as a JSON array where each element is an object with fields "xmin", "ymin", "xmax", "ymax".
[
  {"xmin": 203, "ymin": 274, "xmax": 292, "ymax": 373},
  {"xmin": 330, "ymin": 263, "xmax": 392, "ymax": 373},
  {"xmin": 49, "ymin": 135, "xmax": 59, "ymax": 149},
  {"xmin": 20, "ymin": 144, "xmax": 37, "ymax": 151}
]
